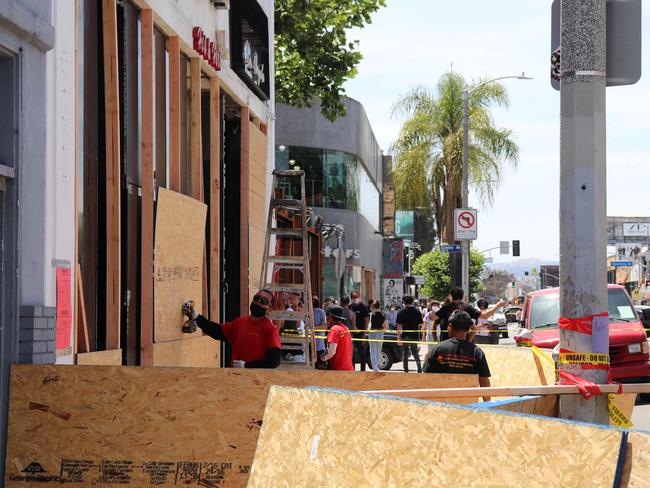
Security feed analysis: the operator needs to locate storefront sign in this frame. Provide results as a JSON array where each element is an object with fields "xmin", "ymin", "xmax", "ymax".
[
  {"xmin": 192, "ymin": 27, "xmax": 221, "ymax": 71},
  {"xmin": 323, "ymin": 246, "xmax": 360, "ymax": 260},
  {"xmin": 383, "ymin": 239, "xmax": 404, "ymax": 279}
]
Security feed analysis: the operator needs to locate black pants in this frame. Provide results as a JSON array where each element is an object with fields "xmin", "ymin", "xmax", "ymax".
[
  {"xmin": 354, "ymin": 341, "xmax": 372, "ymax": 371},
  {"xmin": 402, "ymin": 342, "xmax": 421, "ymax": 373}
]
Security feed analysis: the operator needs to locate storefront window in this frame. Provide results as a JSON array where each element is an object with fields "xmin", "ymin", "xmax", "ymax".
[{"xmin": 275, "ymin": 145, "xmax": 380, "ymax": 230}]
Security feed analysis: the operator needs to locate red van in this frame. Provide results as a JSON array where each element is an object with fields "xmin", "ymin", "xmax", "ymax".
[{"xmin": 514, "ymin": 285, "xmax": 650, "ymax": 383}]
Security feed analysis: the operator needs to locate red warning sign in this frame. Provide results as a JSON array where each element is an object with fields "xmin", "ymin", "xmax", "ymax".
[{"xmin": 454, "ymin": 208, "xmax": 477, "ymax": 240}]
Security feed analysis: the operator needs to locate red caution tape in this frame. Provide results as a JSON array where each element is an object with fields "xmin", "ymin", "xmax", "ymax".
[
  {"xmin": 558, "ymin": 312, "xmax": 607, "ymax": 335},
  {"xmin": 558, "ymin": 370, "xmax": 603, "ymax": 399}
]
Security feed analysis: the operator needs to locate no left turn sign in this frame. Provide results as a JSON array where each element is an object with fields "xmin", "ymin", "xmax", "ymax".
[{"xmin": 454, "ymin": 208, "xmax": 477, "ymax": 240}]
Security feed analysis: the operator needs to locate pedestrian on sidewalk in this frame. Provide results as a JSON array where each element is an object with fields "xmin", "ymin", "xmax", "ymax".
[
  {"xmin": 350, "ymin": 291, "xmax": 372, "ymax": 371},
  {"xmin": 368, "ymin": 300, "xmax": 388, "ymax": 372},
  {"xmin": 423, "ymin": 300, "xmax": 440, "ymax": 354},
  {"xmin": 396, "ymin": 295, "xmax": 424, "ymax": 373},
  {"xmin": 181, "ymin": 289, "xmax": 281, "ymax": 368},
  {"xmin": 320, "ymin": 306, "xmax": 354, "ymax": 371},
  {"xmin": 424, "ymin": 310, "xmax": 492, "ymax": 401},
  {"xmin": 312, "ymin": 295, "xmax": 327, "ymax": 356}
]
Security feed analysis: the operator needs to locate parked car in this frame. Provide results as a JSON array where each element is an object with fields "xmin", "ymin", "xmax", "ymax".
[
  {"xmin": 488, "ymin": 307, "xmax": 509, "ymax": 338},
  {"xmin": 514, "ymin": 285, "xmax": 650, "ymax": 384},
  {"xmin": 377, "ymin": 330, "xmax": 403, "ymax": 370},
  {"xmin": 504, "ymin": 305, "xmax": 521, "ymax": 323},
  {"xmin": 635, "ymin": 305, "xmax": 650, "ymax": 338}
]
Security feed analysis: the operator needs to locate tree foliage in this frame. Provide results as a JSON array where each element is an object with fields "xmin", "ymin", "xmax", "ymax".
[
  {"xmin": 275, "ymin": 0, "xmax": 386, "ymax": 121},
  {"xmin": 482, "ymin": 269, "xmax": 516, "ymax": 299},
  {"xmin": 412, "ymin": 249, "xmax": 486, "ymax": 299},
  {"xmin": 390, "ymin": 72, "xmax": 519, "ymax": 243}
]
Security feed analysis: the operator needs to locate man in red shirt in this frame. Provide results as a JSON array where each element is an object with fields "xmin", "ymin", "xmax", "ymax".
[
  {"xmin": 182, "ymin": 289, "xmax": 281, "ymax": 368},
  {"xmin": 319, "ymin": 306, "xmax": 353, "ymax": 371}
]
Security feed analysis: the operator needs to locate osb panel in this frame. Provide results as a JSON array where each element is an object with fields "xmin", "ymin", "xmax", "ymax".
[
  {"xmin": 613, "ymin": 393, "xmax": 636, "ymax": 426},
  {"xmin": 621, "ymin": 431, "xmax": 650, "ymax": 487},
  {"xmin": 76, "ymin": 349, "xmax": 122, "ymax": 366},
  {"xmin": 482, "ymin": 346, "xmax": 555, "ymax": 386},
  {"xmin": 249, "ymin": 386, "xmax": 624, "ymax": 487},
  {"xmin": 491, "ymin": 395, "xmax": 558, "ymax": 417},
  {"xmin": 153, "ymin": 188, "xmax": 207, "ymax": 343},
  {"xmin": 152, "ymin": 335, "xmax": 219, "ymax": 367},
  {"xmin": 4, "ymin": 365, "xmax": 475, "ymax": 487}
]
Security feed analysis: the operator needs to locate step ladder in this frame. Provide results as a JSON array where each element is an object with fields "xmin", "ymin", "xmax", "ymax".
[{"xmin": 260, "ymin": 169, "xmax": 316, "ymax": 369}]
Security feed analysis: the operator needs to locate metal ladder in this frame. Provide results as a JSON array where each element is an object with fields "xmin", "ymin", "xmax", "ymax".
[{"xmin": 260, "ymin": 169, "xmax": 316, "ymax": 368}]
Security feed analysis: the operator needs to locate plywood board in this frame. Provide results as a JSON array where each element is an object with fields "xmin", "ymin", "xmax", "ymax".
[
  {"xmin": 152, "ymin": 335, "xmax": 219, "ymax": 367},
  {"xmin": 482, "ymin": 345, "xmax": 555, "ymax": 386},
  {"xmin": 622, "ymin": 430, "xmax": 650, "ymax": 487},
  {"xmin": 480, "ymin": 395, "xmax": 558, "ymax": 417},
  {"xmin": 154, "ymin": 188, "xmax": 207, "ymax": 343},
  {"xmin": 4, "ymin": 365, "xmax": 476, "ymax": 487},
  {"xmin": 249, "ymin": 386, "xmax": 625, "ymax": 487},
  {"xmin": 76, "ymin": 349, "xmax": 122, "ymax": 366}
]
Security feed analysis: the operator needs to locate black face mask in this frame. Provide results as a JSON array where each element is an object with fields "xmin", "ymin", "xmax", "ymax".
[{"xmin": 250, "ymin": 302, "xmax": 267, "ymax": 318}]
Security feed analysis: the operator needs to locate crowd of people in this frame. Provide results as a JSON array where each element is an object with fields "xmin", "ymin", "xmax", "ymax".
[{"xmin": 181, "ymin": 286, "xmax": 503, "ymax": 396}]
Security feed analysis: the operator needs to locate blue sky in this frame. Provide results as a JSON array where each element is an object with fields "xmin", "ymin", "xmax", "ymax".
[{"xmin": 343, "ymin": 0, "xmax": 650, "ymax": 263}]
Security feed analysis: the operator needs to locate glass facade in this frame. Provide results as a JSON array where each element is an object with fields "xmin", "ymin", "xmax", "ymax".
[{"xmin": 275, "ymin": 145, "xmax": 380, "ymax": 230}]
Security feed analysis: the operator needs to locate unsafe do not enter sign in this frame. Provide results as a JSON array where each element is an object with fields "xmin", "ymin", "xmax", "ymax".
[{"xmin": 454, "ymin": 208, "xmax": 477, "ymax": 240}]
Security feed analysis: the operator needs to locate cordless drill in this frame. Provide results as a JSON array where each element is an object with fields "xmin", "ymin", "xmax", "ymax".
[{"xmin": 182, "ymin": 300, "xmax": 198, "ymax": 333}]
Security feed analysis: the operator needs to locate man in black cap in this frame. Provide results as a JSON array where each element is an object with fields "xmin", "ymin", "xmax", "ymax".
[{"xmin": 319, "ymin": 306, "xmax": 353, "ymax": 371}]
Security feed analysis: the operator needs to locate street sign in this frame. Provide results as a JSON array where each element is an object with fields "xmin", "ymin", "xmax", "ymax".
[
  {"xmin": 499, "ymin": 241, "xmax": 509, "ymax": 255},
  {"xmin": 551, "ymin": 0, "xmax": 642, "ymax": 91},
  {"xmin": 611, "ymin": 260, "xmax": 633, "ymax": 267},
  {"xmin": 623, "ymin": 223, "xmax": 649, "ymax": 237},
  {"xmin": 442, "ymin": 244, "xmax": 461, "ymax": 253},
  {"xmin": 413, "ymin": 275, "xmax": 426, "ymax": 286},
  {"xmin": 454, "ymin": 208, "xmax": 477, "ymax": 240}
]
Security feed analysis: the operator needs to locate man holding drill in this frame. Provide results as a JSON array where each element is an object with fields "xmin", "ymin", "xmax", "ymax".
[{"xmin": 181, "ymin": 289, "xmax": 281, "ymax": 368}]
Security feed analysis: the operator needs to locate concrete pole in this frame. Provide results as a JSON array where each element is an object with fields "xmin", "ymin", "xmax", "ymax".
[
  {"xmin": 559, "ymin": 0, "xmax": 609, "ymax": 424},
  {"xmin": 461, "ymin": 89, "xmax": 470, "ymax": 298}
]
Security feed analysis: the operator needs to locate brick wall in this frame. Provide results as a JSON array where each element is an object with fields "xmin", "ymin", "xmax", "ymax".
[{"xmin": 19, "ymin": 305, "xmax": 56, "ymax": 364}]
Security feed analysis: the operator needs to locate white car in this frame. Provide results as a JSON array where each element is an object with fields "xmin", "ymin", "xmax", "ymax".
[{"xmin": 488, "ymin": 307, "xmax": 509, "ymax": 338}]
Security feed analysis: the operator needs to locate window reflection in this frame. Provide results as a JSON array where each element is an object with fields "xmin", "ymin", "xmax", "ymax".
[{"xmin": 275, "ymin": 145, "xmax": 380, "ymax": 230}]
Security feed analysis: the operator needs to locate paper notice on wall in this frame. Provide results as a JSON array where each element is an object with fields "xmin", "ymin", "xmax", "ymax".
[{"xmin": 56, "ymin": 267, "xmax": 72, "ymax": 350}]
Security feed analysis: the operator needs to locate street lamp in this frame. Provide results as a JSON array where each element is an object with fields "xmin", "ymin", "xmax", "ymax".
[{"xmin": 461, "ymin": 72, "xmax": 533, "ymax": 298}]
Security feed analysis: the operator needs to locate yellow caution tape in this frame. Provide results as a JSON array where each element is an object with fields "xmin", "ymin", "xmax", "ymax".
[
  {"xmin": 531, "ymin": 345, "xmax": 556, "ymax": 367},
  {"xmin": 607, "ymin": 394, "xmax": 633, "ymax": 428},
  {"xmin": 558, "ymin": 352, "xmax": 610, "ymax": 367}
]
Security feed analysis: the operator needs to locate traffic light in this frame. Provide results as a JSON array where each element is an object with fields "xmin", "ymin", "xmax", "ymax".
[{"xmin": 512, "ymin": 240, "xmax": 520, "ymax": 257}]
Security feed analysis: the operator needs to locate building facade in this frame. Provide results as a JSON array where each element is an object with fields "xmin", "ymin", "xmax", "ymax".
[
  {"xmin": 275, "ymin": 99, "xmax": 384, "ymax": 301},
  {"xmin": 1, "ymin": 0, "xmax": 275, "ymax": 471}
]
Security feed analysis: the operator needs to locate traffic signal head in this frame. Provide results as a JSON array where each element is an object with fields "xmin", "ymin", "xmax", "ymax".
[{"xmin": 512, "ymin": 240, "xmax": 520, "ymax": 257}]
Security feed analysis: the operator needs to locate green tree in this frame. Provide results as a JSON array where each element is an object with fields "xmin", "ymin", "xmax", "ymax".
[
  {"xmin": 275, "ymin": 0, "xmax": 386, "ymax": 121},
  {"xmin": 412, "ymin": 249, "xmax": 486, "ymax": 299},
  {"xmin": 482, "ymin": 269, "xmax": 516, "ymax": 299},
  {"xmin": 390, "ymin": 72, "xmax": 519, "ymax": 243}
]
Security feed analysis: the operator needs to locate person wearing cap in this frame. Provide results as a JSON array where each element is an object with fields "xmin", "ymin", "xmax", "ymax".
[
  {"xmin": 320, "ymin": 306, "xmax": 353, "ymax": 371},
  {"xmin": 181, "ymin": 289, "xmax": 281, "ymax": 368}
]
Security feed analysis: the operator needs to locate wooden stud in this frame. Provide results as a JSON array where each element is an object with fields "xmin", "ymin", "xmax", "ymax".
[
  {"xmin": 209, "ymin": 78, "xmax": 221, "ymax": 322},
  {"xmin": 76, "ymin": 264, "xmax": 91, "ymax": 354},
  {"xmin": 140, "ymin": 9, "xmax": 154, "ymax": 366},
  {"xmin": 260, "ymin": 123, "xmax": 268, "ymax": 136},
  {"xmin": 190, "ymin": 57, "xmax": 202, "ymax": 201},
  {"xmin": 240, "ymin": 107, "xmax": 250, "ymax": 316},
  {"xmin": 168, "ymin": 36, "xmax": 181, "ymax": 192},
  {"xmin": 102, "ymin": 0, "xmax": 121, "ymax": 350}
]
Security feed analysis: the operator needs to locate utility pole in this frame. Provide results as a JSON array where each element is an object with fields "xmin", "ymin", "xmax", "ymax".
[{"xmin": 559, "ymin": 0, "xmax": 609, "ymax": 424}]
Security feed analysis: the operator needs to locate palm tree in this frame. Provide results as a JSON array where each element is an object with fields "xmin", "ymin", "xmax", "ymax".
[{"xmin": 390, "ymin": 71, "xmax": 519, "ymax": 244}]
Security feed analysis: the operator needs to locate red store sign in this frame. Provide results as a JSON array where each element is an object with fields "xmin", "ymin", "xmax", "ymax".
[{"xmin": 192, "ymin": 27, "xmax": 221, "ymax": 71}]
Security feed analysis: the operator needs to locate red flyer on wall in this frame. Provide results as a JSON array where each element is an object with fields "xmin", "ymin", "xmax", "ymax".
[{"xmin": 56, "ymin": 267, "xmax": 72, "ymax": 351}]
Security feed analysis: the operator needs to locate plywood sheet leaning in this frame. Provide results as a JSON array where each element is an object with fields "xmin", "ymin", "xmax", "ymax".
[
  {"xmin": 481, "ymin": 345, "xmax": 555, "ymax": 386},
  {"xmin": 3, "ymin": 365, "xmax": 477, "ymax": 488},
  {"xmin": 621, "ymin": 430, "xmax": 650, "ymax": 487},
  {"xmin": 76, "ymin": 349, "xmax": 122, "ymax": 366},
  {"xmin": 249, "ymin": 386, "xmax": 626, "ymax": 487},
  {"xmin": 152, "ymin": 335, "xmax": 219, "ymax": 367},
  {"xmin": 477, "ymin": 395, "xmax": 559, "ymax": 417},
  {"xmin": 153, "ymin": 188, "xmax": 207, "ymax": 343}
]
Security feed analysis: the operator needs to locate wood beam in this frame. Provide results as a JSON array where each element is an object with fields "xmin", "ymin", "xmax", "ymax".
[
  {"xmin": 168, "ymin": 36, "xmax": 181, "ymax": 192},
  {"xmin": 76, "ymin": 264, "xmax": 90, "ymax": 354},
  {"xmin": 102, "ymin": 0, "xmax": 120, "ymax": 350},
  {"xmin": 240, "ymin": 107, "xmax": 250, "ymax": 316},
  {"xmin": 140, "ymin": 8, "xmax": 154, "ymax": 365},
  {"xmin": 209, "ymin": 78, "xmax": 221, "ymax": 322},
  {"xmin": 190, "ymin": 57, "xmax": 202, "ymax": 200}
]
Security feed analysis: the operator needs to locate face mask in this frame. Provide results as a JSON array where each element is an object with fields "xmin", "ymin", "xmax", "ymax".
[{"xmin": 250, "ymin": 302, "xmax": 267, "ymax": 317}]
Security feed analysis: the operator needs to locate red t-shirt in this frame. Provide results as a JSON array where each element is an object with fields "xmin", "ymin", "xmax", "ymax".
[
  {"xmin": 221, "ymin": 316, "xmax": 281, "ymax": 365},
  {"xmin": 327, "ymin": 323, "xmax": 353, "ymax": 371}
]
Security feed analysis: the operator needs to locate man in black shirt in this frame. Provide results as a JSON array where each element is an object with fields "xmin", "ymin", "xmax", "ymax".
[
  {"xmin": 349, "ymin": 291, "xmax": 371, "ymax": 370},
  {"xmin": 432, "ymin": 287, "xmax": 505, "ymax": 341},
  {"xmin": 424, "ymin": 310, "xmax": 492, "ymax": 401},
  {"xmin": 396, "ymin": 295, "xmax": 424, "ymax": 373}
]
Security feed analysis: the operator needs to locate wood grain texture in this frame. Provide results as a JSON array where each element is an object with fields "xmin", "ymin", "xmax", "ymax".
[
  {"xmin": 140, "ymin": 8, "xmax": 154, "ymax": 365},
  {"xmin": 209, "ymin": 78, "xmax": 221, "ymax": 324},
  {"xmin": 249, "ymin": 386, "xmax": 624, "ymax": 488},
  {"xmin": 481, "ymin": 345, "xmax": 555, "ymax": 386},
  {"xmin": 152, "ymin": 335, "xmax": 219, "ymax": 367},
  {"xmin": 248, "ymin": 122, "xmax": 267, "ymax": 300},
  {"xmin": 621, "ymin": 430, "xmax": 650, "ymax": 487},
  {"xmin": 102, "ymin": 0, "xmax": 120, "ymax": 350},
  {"xmin": 75, "ymin": 264, "xmax": 90, "ymax": 354},
  {"xmin": 153, "ymin": 188, "xmax": 207, "ymax": 343},
  {"xmin": 76, "ymin": 349, "xmax": 122, "ymax": 365},
  {"xmin": 168, "ymin": 36, "xmax": 181, "ymax": 192},
  {"xmin": 3, "ymin": 366, "xmax": 477, "ymax": 487}
]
